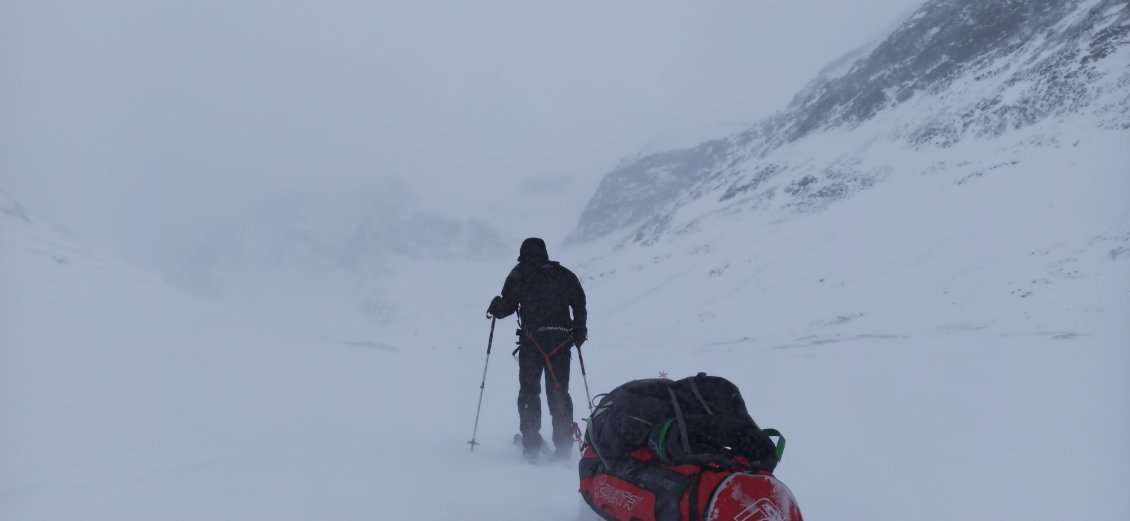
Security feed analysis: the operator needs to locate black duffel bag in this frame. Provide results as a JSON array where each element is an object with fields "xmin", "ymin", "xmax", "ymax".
[{"xmin": 585, "ymin": 372, "xmax": 780, "ymax": 471}]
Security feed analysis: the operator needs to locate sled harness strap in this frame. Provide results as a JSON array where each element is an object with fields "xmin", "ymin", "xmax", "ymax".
[{"xmin": 522, "ymin": 329, "xmax": 583, "ymax": 444}]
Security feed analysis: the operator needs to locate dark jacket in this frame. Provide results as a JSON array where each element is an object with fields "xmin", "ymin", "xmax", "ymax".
[{"xmin": 491, "ymin": 239, "xmax": 587, "ymax": 336}]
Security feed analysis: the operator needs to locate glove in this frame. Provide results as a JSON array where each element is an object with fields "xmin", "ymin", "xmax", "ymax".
[
  {"xmin": 486, "ymin": 296, "xmax": 504, "ymax": 318},
  {"xmin": 573, "ymin": 327, "xmax": 588, "ymax": 348}
]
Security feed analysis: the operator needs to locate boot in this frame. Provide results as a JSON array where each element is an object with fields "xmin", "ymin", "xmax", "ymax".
[{"xmin": 521, "ymin": 433, "xmax": 545, "ymax": 464}]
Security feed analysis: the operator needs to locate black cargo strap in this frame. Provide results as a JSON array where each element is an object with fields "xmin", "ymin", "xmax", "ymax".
[
  {"xmin": 687, "ymin": 472, "xmax": 702, "ymax": 521},
  {"xmin": 666, "ymin": 388, "xmax": 691, "ymax": 455},
  {"xmin": 688, "ymin": 377, "xmax": 714, "ymax": 415}
]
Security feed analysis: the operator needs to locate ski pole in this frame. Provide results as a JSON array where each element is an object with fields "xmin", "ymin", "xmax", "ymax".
[
  {"xmin": 467, "ymin": 316, "xmax": 496, "ymax": 451},
  {"xmin": 575, "ymin": 344, "xmax": 594, "ymax": 414}
]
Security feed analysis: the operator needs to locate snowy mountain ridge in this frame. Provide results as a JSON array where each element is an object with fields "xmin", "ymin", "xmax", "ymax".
[
  {"xmin": 568, "ymin": 0, "xmax": 1130, "ymax": 247},
  {"xmin": 0, "ymin": 190, "xmax": 106, "ymax": 268}
]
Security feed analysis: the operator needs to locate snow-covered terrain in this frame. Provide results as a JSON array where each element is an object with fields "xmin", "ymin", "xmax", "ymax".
[
  {"xmin": 3, "ymin": 0, "xmax": 1129, "ymax": 520},
  {"xmin": 3, "ymin": 120, "xmax": 1128, "ymax": 521}
]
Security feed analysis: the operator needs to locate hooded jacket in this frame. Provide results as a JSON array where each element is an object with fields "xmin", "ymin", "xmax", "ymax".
[{"xmin": 492, "ymin": 238, "xmax": 587, "ymax": 335}]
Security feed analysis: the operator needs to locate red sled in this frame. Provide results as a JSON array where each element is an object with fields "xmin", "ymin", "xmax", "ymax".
[
  {"xmin": 579, "ymin": 446, "xmax": 802, "ymax": 521},
  {"xmin": 577, "ymin": 374, "xmax": 803, "ymax": 521}
]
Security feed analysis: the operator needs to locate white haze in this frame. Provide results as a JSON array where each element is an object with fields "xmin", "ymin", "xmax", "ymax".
[
  {"xmin": 3, "ymin": 1, "xmax": 1128, "ymax": 519},
  {"xmin": 0, "ymin": 0, "xmax": 923, "ymax": 273}
]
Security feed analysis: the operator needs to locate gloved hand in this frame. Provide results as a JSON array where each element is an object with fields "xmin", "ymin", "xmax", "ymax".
[
  {"xmin": 573, "ymin": 326, "xmax": 588, "ymax": 348},
  {"xmin": 486, "ymin": 296, "xmax": 504, "ymax": 318}
]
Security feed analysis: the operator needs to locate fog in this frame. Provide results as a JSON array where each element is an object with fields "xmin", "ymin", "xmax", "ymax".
[{"xmin": 1, "ymin": 0, "xmax": 924, "ymax": 272}]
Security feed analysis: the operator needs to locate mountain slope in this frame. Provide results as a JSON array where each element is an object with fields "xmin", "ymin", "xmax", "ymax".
[
  {"xmin": 558, "ymin": 3, "xmax": 1130, "ymax": 516},
  {"xmin": 568, "ymin": 0, "xmax": 1129, "ymax": 247}
]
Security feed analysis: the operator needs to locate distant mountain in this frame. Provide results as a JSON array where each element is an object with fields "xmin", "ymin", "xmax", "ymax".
[
  {"xmin": 342, "ymin": 204, "xmax": 508, "ymax": 273},
  {"xmin": 1, "ymin": 192, "xmax": 31, "ymax": 224},
  {"xmin": 569, "ymin": 0, "xmax": 1129, "ymax": 246},
  {"xmin": 0, "ymin": 191, "xmax": 99, "ymax": 267}
]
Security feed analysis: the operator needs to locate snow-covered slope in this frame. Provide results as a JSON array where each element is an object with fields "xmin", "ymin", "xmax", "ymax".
[
  {"xmin": 563, "ymin": 118, "xmax": 1129, "ymax": 519},
  {"xmin": 573, "ymin": 119, "xmax": 1130, "ymax": 345},
  {"xmin": 0, "ymin": 195, "xmax": 575, "ymax": 520},
  {"xmin": 554, "ymin": 0, "xmax": 1130, "ymax": 517},
  {"xmin": 3, "ymin": 176, "xmax": 1128, "ymax": 521},
  {"xmin": 569, "ymin": 0, "xmax": 1130, "ymax": 247}
]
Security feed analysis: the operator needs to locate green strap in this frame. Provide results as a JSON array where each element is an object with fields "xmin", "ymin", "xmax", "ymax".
[
  {"xmin": 656, "ymin": 419, "xmax": 675, "ymax": 464},
  {"xmin": 762, "ymin": 428, "xmax": 786, "ymax": 462}
]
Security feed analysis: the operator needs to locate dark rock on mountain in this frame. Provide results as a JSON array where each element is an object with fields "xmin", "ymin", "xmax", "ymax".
[{"xmin": 569, "ymin": 0, "xmax": 1129, "ymax": 246}]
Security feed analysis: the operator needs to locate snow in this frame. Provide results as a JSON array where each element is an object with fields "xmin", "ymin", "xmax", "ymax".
[{"xmin": 3, "ymin": 113, "xmax": 1128, "ymax": 521}]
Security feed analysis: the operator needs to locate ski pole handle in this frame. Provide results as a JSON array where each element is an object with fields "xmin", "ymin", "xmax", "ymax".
[{"xmin": 486, "ymin": 316, "xmax": 495, "ymax": 355}]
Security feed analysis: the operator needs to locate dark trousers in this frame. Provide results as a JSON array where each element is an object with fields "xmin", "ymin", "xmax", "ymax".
[{"xmin": 516, "ymin": 334, "xmax": 574, "ymax": 450}]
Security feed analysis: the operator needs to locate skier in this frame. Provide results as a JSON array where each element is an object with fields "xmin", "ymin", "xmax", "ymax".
[{"xmin": 487, "ymin": 237, "xmax": 587, "ymax": 462}]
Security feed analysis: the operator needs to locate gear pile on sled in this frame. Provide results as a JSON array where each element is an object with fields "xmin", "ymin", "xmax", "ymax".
[{"xmin": 579, "ymin": 373, "xmax": 803, "ymax": 521}]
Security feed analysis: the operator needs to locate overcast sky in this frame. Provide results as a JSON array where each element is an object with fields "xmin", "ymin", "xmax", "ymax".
[{"xmin": 1, "ymin": 0, "xmax": 924, "ymax": 269}]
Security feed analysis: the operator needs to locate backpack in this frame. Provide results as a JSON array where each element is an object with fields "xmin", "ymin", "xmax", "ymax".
[
  {"xmin": 585, "ymin": 372, "xmax": 781, "ymax": 471},
  {"xmin": 579, "ymin": 373, "xmax": 800, "ymax": 521}
]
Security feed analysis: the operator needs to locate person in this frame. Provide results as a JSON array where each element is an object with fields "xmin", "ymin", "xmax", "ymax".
[{"xmin": 487, "ymin": 237, "xmax": 587, "ymax": 461}]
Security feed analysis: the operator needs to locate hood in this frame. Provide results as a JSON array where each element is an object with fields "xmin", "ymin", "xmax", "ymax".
[{"xmin": 518, "ymin": 237, "xmax": 549, "ymax": 264}]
